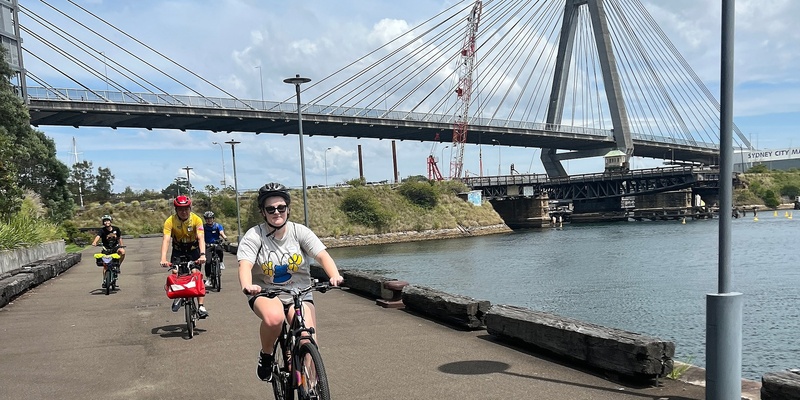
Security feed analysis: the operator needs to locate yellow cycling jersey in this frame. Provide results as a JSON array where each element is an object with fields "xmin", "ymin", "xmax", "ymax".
[{"xmin": 163, "ymin": 213, "xmax": 204, "ymax": 245}]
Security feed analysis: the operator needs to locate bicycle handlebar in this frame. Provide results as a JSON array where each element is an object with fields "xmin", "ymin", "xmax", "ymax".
[{"xmin": 245, "ymin": 280, "xmax": 340, "ymax": 298}]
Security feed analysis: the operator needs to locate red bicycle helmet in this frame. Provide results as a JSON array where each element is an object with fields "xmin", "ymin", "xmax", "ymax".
[{"xmin": 174, "ymin": 195, "xmax": 192, "ymax": 207}]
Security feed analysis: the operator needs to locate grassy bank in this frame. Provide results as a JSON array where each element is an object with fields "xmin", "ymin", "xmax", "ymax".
[{"xmin": 65, "ymin": 181, "xmax": 507, "ymax": 245}]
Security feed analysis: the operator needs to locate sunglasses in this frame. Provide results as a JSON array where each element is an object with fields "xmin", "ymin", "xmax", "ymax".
[{"xmin": 263, "ymin": 204, "xmax": 288, "ymax": 214}]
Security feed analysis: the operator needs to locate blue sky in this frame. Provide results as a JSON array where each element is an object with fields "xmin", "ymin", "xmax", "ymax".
[{"xmin": 16, "ymin": 0, "xmax": 800, "ymax": 192}]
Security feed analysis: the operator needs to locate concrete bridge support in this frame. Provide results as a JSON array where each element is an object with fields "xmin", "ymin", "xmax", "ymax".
[{"xmin": 489, "ymin": 195, "xmax": 551, "ymax": 229}]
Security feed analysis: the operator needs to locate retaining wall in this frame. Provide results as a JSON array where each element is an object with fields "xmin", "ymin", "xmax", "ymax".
[{"xmin": 0, "ymin": 241, "xmax": 66, "ymax": 275}]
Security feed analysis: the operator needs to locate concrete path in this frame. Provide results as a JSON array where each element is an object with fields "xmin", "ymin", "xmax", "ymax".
[{"xmin": 1, "ymin": 237, "xmax": 719, "ymax": 399}]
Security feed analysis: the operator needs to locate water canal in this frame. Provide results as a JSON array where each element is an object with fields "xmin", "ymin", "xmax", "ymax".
[{"xmin": 327, "ymin": 213, "xmax": 800, "ymax": 380}]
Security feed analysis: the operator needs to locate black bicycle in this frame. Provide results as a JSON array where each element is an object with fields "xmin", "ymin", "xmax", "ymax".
[
  {"xmin": 206, "ymin": 243, "xmax": 223, "ymax": 292},
  {"xmin": 94, "ymin": 246, "xmax": 124, "ymax": 295},
  {"xmin": 170, "ymin": 260, "xmax": 201, "ymax": 338},
  {"xmin": 252, "ymin": 280, "xmax": 339, "ymax": 400}
]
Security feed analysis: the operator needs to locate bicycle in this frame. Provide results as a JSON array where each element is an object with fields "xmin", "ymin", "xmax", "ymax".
[
  {"xmin": 165, "ymin": 259, "xmax": 204, "ymax": 339},
  {"xmin": 206, "ymin": 242, "xmax": 223, "ymax": 292},
  {"xmin": 251, "ymin": 280, "xmax": 339, "ymax": 400},
  {"xmin": 94, "ymin": 245, "xmax": 125, "ymax": 295}
]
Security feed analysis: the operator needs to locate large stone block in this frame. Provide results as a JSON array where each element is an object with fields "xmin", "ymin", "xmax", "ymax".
[
  {"xmin": 485, "ymin": 304, "xmax": 674, "ymax": 381},
  {"xmin": 0, "ymin": 274, "xmax": 35, "ymax": 308},
  {"xmin": 762, "ymin": 371, "xmax": 800, "ymax": 400},
  {"xmin": 401, "ymin": 285, "xmax": 491, "ymax": 330},
  {"xmin": 340, "ymin": 270, "xmax": 393, "ymax": 299}
]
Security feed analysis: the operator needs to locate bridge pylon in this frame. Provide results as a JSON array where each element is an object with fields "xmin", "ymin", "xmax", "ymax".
[{"xmin": 542, "ymin": 0, "xmax": 633, "ymax": 178}]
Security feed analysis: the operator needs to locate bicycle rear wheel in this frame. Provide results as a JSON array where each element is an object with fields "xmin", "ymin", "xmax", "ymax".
[
  {"xmin": 272, "ymin": 337, "xmax": 293, "ymax": 400},
  {"xmin": 185, "ymin": 298, "xmax": 195, "ymax": 338},
  {"xmin": 103, "ymin": 269, "xmax": 112, "ymax": 295},
  {"xmin": 296, "ymin": 342, "xmax": 330, "ymax": 400}
]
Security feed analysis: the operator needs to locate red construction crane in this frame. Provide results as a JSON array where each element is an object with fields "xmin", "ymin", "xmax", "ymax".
[
  {"xmin": 449, "ymin": 0, "xmax": 482, "ymax": 179},
  {"xmin": 427, "ymin": 154, "xmax": 444, "ymax": 181}
]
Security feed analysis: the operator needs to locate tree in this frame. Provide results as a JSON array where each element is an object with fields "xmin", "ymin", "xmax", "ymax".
[
  {"xmin": 0, "ymin": 47, "xmax": 73, "ymax": 221},
  {"xmin": 161, "ymin": 177, "xmax": 192, "ymax": 199},
  {"xmin": 0, "ymin": 47, "xmax": 24, "ymax": 218},
  {"xmin": 68, "ymin": 160, "xmax": 95, "ymax": 203},
  {"xmin": 95, "ymin": 167, "xmax": 115, "ymax": 202}
]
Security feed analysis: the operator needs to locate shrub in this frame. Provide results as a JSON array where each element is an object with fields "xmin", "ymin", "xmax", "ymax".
[
  {"xmin": 398, "ymin": 181, "xmax": 438, "ymax": 209},
  {"xmin": 780, "ymin": 184, "xmax": 800, "ymax": 199},
  {"xmin": 339, "ymin": 188, "xmax": 393, "ymax": 229},
  {"xmin": 761, "ymin": 190, "xmax": 780, "ymax": 208}
]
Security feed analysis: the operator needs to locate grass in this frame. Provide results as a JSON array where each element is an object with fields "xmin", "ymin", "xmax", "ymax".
[
  {"xmin": 63, "ymin": 182, "xmax": 506, "ymax": 243},
  {"xmin": 667, "ymin": 357, "xmax": 695, "ymax": 380}
]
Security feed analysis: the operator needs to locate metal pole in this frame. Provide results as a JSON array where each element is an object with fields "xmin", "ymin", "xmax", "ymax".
[
  {"xmin": 283, "ymin": 74, "xmax": 312, "ymax": 227},
  {"xmin": 255, "ymin": 66, "xmax": 264, "ymax": 106},
  {"xmin": 212, "ymin": 142, "xmax": 227, "ymax": 187},
  {"xmin": 226, "ymin": 140, "xmax": 242, "ymax": 241},
  {"xmin": 491, "ymin": 139, "xmax": 501, "ymax": 175},
  {"xmin": 324, "ymin": 147, "xmax": 331, "ymax": 187},
  {"xmin": 706, "ymin": 1, "xmax": 742, "ymax": 399},
  {"xmin": 182, "ymin": 166, "xmax": 193, "ymax": 195},
  {"xmin": 441, "ymin": 146, "xmax": 449, "ymax": 169}
]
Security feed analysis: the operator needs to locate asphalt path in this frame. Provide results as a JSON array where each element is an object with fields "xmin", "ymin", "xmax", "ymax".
[{"xmin": 0, "ymin": 237, "xmax": 712, "ymax": 399}]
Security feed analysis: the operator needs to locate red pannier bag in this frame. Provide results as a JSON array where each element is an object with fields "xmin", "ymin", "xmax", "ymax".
[{"xmin": 165, "ymin": 272, "xmax": 206, "ymax": 299}]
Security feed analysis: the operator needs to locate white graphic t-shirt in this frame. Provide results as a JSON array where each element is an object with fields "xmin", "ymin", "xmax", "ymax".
[{"xmin": 237, "ymin": 221, "xmax": 326, "ymax": 302}]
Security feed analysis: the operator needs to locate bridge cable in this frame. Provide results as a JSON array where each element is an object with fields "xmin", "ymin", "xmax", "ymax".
[
  {"xmin": 20, "ymin": 5, "xmax": 166, "ymax": 103},
  {"xmin": 52, "ymin": 0, "xmax": 242, "ymax": 109}
]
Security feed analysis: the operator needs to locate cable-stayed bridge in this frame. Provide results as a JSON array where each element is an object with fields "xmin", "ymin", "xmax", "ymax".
[{"xmin": 2, "ymin": 0, "xmax": 749, "ymax": 180}]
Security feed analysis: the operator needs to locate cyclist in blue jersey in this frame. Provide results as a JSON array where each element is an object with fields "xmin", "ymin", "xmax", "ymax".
[{"xmin": 203, "ymin": 211, "xmax": 228, "ymax": 286}]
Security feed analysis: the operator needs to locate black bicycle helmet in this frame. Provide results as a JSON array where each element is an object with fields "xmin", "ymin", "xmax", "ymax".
[
  {"xmin": 257, "ymin": 182, "xmax": 291, "ymax": 208},
  {"xmin": 203, "ymin": 211, "xmax": 215, "ymax": 218}
]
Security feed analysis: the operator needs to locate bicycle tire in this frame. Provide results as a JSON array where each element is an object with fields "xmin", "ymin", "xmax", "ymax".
[
  {"xmin": 272, "ymin": 335, "xmax": 293, "ymax": 400},
  {"xmin": 295, "ymin": 342, "xmax": 330, "ymax": 400},
  {"xmin": 104, "ymin": 269, "xmax": 112, "ymax": 295},
  {"xmin": 214, "ymin": 256, "xmax": 222, "ymax": 292},
  {"xmin": 185, "ymin": 298, "xmax": 194, "ymax": 338}
]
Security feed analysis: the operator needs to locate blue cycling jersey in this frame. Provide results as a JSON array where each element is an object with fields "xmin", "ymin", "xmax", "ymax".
[{"xmin": 204, "ymin": 222, "xmax": 224, "ymax": 244}]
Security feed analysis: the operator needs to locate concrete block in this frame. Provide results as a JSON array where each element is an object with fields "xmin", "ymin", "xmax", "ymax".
[
  {"xmin": 485, "ymin": 304, "xmax": 674, "ymax": 382},
  {"xmin": 401, "ymin": 285, "xmax": 491, "ymax": 330}
]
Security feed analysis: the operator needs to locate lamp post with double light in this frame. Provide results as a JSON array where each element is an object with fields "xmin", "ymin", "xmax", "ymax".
[
  {"xmin": 212, "ymin": 141, "xmax": 227, "ymax": 188},
  {"xmin": 324, "ymin": 147, "xmax": 332, "ymax": 187},
  {"xmin": 225, "ymin": 139, "xmax": 242, "ymax": 241},
  {"xmin": 182, "ymin": 166, "xmax": 193, "ymax": 195},
  {"xmin": 283, "ymin": 74, "xmax": 312, "ymax": 227}
]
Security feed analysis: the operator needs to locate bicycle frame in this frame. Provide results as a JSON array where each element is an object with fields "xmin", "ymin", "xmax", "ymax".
[
  {"xmin": 256, "ymin": 281, "xmax": 337, "ymax": 400},
  {"xmin": 172, "ymin": 260, "xmax": 200, "ymax": 338},
  {"xmin": 94, "ymin": 248, "xmax": 121, "ymax": 295},
  {"xmin": 207, "ymin": 243, "xmax": 222, "ymax": 292}
]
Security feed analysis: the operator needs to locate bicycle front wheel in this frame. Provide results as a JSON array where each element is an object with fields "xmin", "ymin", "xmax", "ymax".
[
  {"xmin": 185, "ymin": 298, "xmax": 195, "ymax": 338},
  {"xmin": 104, "ymin": 269, "xmax": 112, "ymax": 295},
  {"xmin": 272, "ymin": 338, "xmax": 293, "ymax": 400},
  {"xmin": 213, "ymin": 257, "xmax": 222, "ymax": 292},
  {"xmin": 296, "ymin": 342, "xmax": 330, "ymax": 400}
]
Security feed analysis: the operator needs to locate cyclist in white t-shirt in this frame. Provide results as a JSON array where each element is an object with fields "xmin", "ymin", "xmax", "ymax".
[{"xmin": 238, "ymin": 182, "xmax": 344, "ymax": 382}]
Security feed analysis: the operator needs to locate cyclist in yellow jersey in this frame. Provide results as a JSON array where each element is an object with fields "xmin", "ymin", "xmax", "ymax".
[{"xmin": 160, "ymin": 195, "xmax": 208, "ymax": 317}]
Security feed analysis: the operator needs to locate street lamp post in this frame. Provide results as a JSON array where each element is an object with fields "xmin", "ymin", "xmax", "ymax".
[
  {"xmin": 283, "ymin": 74, "xmax": 312, "ymax": 228},
  {"xmin": 324, "ymin": 147, "xmax": 332, "ymax": 187},
  {"xmin": 441, "ymin": 145, "xmax": 449, "ymax": 172},
  {"xmin": 255, "ymin": 65, "xmax": 264, "ymax": 107},
  {"xmin": 182, "ymin": 166, "xmax": 193, "ymax": 195},
  {"xmin": 225, "ymin": 139, "xmax": 242, "ymax": 241},
  {"xmin": 491, "ymin": 139, "xmax": 501, "ymax": 175},
  {"xmin": 212, "ymin": 141, "xmax": 227, "ymax": 188}
]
